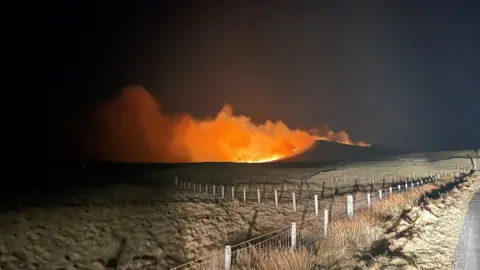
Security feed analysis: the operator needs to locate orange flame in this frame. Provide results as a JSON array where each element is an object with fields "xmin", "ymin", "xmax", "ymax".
[{"xmin": 78, "ymin": 86, "xmax": 370, "ymax": 163}]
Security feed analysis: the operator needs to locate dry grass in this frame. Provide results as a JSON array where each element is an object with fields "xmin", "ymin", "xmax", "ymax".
[
  {"xmin": 234, "ymin": 247, "xmax": 316, "ymax": 270},
  {"xmin": 177, "ymin": 247, "xmax": 316, "ymax": 270},
  {"xmin": 1, "ymin": 158, "xmax": 469, "ymax": 269},
  {"xmin": 230, "ymin": 183, "xmax": 442, "ymax": 270},
  {"xmin": 368, "ymin": 173, "xmax": 480, "ymax": 270},
  {"xmin": 312, "ymin": 184, "xmax": 438, "ymax": 268}
]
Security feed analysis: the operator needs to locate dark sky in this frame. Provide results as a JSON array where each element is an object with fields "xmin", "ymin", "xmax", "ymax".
[{"xmin": 33, "ymin": 1, "xmax": 480, "ymax": 161}]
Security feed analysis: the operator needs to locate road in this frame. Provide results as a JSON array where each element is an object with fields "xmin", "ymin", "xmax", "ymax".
[{"xmin": 454, "ymin": 188, "xmax": 480, "ymax": 270}]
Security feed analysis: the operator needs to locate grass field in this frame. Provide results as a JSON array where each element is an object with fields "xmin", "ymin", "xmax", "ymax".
[
  {"xmin": 161, "ymin": 152, "xmax": 474, "ymax": 207},
  {"xmin": 0, "ymin": 150, "xmax": 477, "ymax": 269}
]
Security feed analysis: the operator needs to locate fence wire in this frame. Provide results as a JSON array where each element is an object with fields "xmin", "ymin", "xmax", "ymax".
[
  {"xmin": 296, "ymin": 216, "xmax": 324, "ymax": 252},
  {"xmin": 170, "ymin": 251, "xmax": 224, "ymax": 270},
  {"xmin": 231, "ymin": 226, "xmax": 292, "ymax": 266},
  {"xmin": 169, "ymin": 165, "xmax": 465, "ymax": 269}
]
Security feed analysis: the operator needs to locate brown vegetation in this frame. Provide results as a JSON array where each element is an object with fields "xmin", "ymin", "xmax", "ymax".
[{"xmin": 228, "ymin": 174, "xmax": 478, "ymax": 270}]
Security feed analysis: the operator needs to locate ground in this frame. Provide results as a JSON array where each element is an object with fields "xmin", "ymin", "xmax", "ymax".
[
  {"xmin": 366, "ymin": 171, "xmax": 480, "ymax": 270},
  {"xmin": 0, "ymin": 151, "xmax": 475, "ymax": 269}
]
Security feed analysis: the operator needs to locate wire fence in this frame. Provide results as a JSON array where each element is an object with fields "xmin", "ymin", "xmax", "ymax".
[
  {"xmin": 168, "ymin": 164, "xmax": 469, "ymax": 270},
  {"xmin": 231, "ymin": 225, "xmax": 293, "ymax": 266},
  {"xmin": 173, "ymin": 165, "xmax": 469, "ymax": 207}
]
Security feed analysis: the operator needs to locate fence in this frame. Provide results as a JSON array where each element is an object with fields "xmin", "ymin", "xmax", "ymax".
[
  {"xmin": 169, "ymin": 164, "xmax": 470, "ymax": 270},
  {"xmin": 172, "ymin": 165, "xmax": 467, "ymax": 208}
]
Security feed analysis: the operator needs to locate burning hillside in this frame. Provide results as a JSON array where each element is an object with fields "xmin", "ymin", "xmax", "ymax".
[{"xmin": 70, "ymin": 86, "xmax": 369, "ymax": 163}]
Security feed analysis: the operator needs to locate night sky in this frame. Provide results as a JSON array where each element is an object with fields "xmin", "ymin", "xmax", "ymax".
[{"xmin": 32, "ymin": 1, "xmax": 480, "ymax": 163}]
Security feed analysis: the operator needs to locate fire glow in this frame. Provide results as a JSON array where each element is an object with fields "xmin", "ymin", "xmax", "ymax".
[{"xmin": 81, "ymin": 86, "xmax": 370, "ymax": 163}]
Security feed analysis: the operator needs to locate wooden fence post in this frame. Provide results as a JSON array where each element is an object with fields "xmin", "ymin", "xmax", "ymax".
[
  {"xmin": 347, "ymin": 195, "xmax": 354, "ymax": 217},
  {"xmin": 292, "ymin": 193, "xmax": 296, "ymax": 212},
  {"xmin": 324, "ymin": 209, "xmax": 329, "ymax": 237},
  {"xmin": 224, "ymin": 245, "xmax": 232, "ymax": 270},
  {"xmin": 274, "ymin": 190, "xmax": 278, "ymax": 207}
]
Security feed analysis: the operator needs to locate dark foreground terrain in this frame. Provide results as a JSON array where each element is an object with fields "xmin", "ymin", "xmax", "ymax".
[{"xmin": 0, "ymin": 149, "xmax": 477, "ymax": 269}]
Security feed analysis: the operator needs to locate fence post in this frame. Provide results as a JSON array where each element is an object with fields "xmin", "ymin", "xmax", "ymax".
[
  {"xmin": 224, "ymin": 245, "xmax": 232, "ymax": 270},
  {"xmin": 429, "ymin": 171, "xmax": 433, "ymax": 178},
  {"xmin": 413, "ymin": 171, "xmax": 416, "ymax": 181},
  {"xmin": 292, "ymin": 193, "xmax": 296, "ymax": 212},
  {"xmin": 174, "ymin": 176, "xmax": 178, "ymax": 186},
  {"xmin": 183, "ymin": 181, "xmax": 186, "ymax": 189},
  {"xmin": 231, "ymin": 187, "xmax": 235, "ymax": 200},
  {"xmin": 221, "ymin": 186, "xmax": 225, "ymax": 198},
  {"xmin": 291, "ymin": 222, "xmax": 297, "ymax": 250},
  {"xmin": 347, "ymin": 195, "xmax": 354, "ymax": 217},
  {"xmin": 379, "ymin": 190, "xmax": 383, "ymax": 199},
  {"xmin": 274, "ymin": 189, "xmax": 278, "ymax": 207},
  {"xmin": 206, "ymin": 184, "xmax": 208, "ymax": 195},
  {"xmin": 389, "ymin": 187, "xmax": 392, "ymax": 196},
  {"xmin": 405, "ymin": 183, "xmax": 408, "ymax": 190},
  {"xmin": 314, "ymin": 195, "xmax": 318, "ymax": 216},
  {"xmin": 367, "ymin": 193, "xmax": 371, "ymax": 207},
  {"xmin": 473, "ymin": 158, "xmax": 478, "ymax": 171},
  {"xmin": 257, "ymin": 188, "xmax": 261, "ymax": 203},
  {"xmin": 411, "ymin": 183, "xmax": 414, "ymax": 188},
  {"xmin": 187, "ymin": 181, "xmax": 191, "ymax": 189},
  {"xmin": 199, "ymin": 183, "xmax": 202, "ymax": 193},
  {"xmin": 324, "ymin": 209, "xmax": 329, "ymax": 237},
  {"xmin": 193, "ymin": 182, "xmax": 196, "ymax": 192},
  {"xmin": 420, "ymin": 179, "xmax": 423, "ymax": 185},
  {"xmin": 243, "ymin": 188, "xmax": 246, "ymax": 202},
  {"xmin": 213, "ymin": 185, "xmax": 216, "ymax": 197},
  {"xmin": 398, "ymin": 184, "xmax": 401, "ymax": 191},
  {"xmin": 394, "ymin": 173, "xmax": 397, "ymax": 183}
]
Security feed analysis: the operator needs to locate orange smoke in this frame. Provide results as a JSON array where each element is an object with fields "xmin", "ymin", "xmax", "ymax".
[{"xmin": 76, "ymin": 86, "xmax": 370, "ymax": 163}]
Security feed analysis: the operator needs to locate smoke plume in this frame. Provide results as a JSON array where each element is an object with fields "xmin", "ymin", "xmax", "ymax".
[{"xmin": 62, "ymin": 86, "xmax": 369, "ymax": 163}]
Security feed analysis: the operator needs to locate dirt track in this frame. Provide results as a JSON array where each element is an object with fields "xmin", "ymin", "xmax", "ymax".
[{"xmin": 454, "ymin": 186, "xmax": 480, "ymax": 269}]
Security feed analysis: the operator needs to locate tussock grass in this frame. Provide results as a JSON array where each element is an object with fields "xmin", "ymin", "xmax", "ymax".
[
  {"xmin": 234, "ymin": 247, "xmax": 316, "ymax": 270},
  {"xmin": 231, "ymin": 183, "xmax": 441, "ymax": 269}
]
